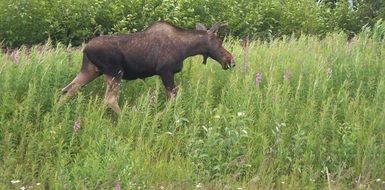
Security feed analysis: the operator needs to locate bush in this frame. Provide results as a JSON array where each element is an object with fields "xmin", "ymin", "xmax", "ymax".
[{"xmin": 0, "ymin": 0, "xmax": 384, "ymax": 47}]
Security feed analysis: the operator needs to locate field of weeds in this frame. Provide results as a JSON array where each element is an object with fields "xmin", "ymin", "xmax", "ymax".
[{"xmin": 1, "ymin": 34, "xmax": 385, "ymax": 189}]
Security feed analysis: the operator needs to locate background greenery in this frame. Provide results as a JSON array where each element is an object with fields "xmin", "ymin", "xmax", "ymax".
[
  {"xmin": 1, "ymin": 0, "xmax": 385, "ymax": 47},
  {"xmin": 1, "ymin": 33, "xmax": 385, "ymax": 189},
  {"xmin": 2, "ymin": 0, "xmax": 385, "ymax": 189}
]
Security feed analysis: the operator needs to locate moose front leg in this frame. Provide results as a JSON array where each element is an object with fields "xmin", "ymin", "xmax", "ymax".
[{"xmin": 160, "ymin": 71, "xmax": 178, "ymax": 99}]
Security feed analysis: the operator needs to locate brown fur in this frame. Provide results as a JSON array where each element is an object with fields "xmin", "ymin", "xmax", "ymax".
[{"xmin": 60, "ymin": 21, "xmax": 235, "ymax": 113}]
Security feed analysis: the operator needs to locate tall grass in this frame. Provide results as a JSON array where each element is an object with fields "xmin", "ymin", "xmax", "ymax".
[{"xmin": 1, "ymin": 34, "xmax": 385, "ymax": 189}]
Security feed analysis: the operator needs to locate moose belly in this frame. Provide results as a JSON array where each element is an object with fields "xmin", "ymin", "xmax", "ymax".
[{"xmin": 122, "ymin": 69, "xmax": 157, "ymax": 80}]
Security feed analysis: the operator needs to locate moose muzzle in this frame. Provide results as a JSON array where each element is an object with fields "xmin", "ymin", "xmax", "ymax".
[{"xmin": 230, "ymin": 58, "xmax": 236, "ymax": 68}]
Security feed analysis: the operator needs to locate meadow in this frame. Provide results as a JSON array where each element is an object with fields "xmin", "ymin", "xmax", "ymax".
[{"xmin": 1, "ymin": 33, "xmax": 385, "ymax": 189}]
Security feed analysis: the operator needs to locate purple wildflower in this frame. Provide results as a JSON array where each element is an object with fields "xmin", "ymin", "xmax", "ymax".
[
  {"xmin": 73, "ymin": 120, "xmax": 80, "ymax": 132},
  {"xmin": 283, "ymin": 70, "xmax": 292, "ymax": 81},
  {"xmin": 10, "ymin": 50, "xmax": 20, "ymax": 64},
  {"xmin": 115, "ymin": 181, "xmax": 121, "ymax": 190},
  {"xmin": 255, "ymin": 72, "xmax": 262, "ymax": 86},
  {"xmin": 326, "ymin": 67, "xmax": 333, "ymax": 77}
]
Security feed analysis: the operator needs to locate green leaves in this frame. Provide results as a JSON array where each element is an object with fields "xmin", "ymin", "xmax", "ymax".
[{"xmin": 1, "ymin": 0, "xmax": 385, "ymax": 47}]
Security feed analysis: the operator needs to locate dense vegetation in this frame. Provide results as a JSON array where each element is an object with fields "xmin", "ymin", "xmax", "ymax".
[
  {"xmin": 1, "ymin": 0, "xmax": 385, "ymax": 47},
  {"xmin": 1, "ymin": 0, "xmax": 385, "ymax": 189},
  {"xmin": 1, "ymin": 33, "xmax": 385, "ymax": 189}
]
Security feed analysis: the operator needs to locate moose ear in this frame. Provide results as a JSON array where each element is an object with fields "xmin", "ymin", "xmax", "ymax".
[
  {"xmin": 208, "ymin": 23, "xmax": 228, "ymax": 35},
  {"xmin": 196, "ymin": 23, "xmax": 207, "ymax": 31}
]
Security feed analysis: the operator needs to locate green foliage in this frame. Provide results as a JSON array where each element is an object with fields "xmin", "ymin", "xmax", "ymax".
[
  {"xmin": 1, "ymin": 35, "xmax": 385, "ymax": 189},
  {"xmin": 1, "ymin": 0, "xmax": 385, "ymax": 47},
  {"xmin": 371, "ymin": 19, "xmax": 385, "ymax": 41}
]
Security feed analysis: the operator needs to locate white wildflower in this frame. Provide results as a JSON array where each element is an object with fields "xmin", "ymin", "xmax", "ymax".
[
  {"xmin": 11, "ymin": 180, "xmax": 20, "ymax": 184},
  {"xmin": 213, "ymin": 115, "xmax": 220, "ymax": 119},
  {"xmin": 237, "ymin": 112, "xmax": 245, "ymax": 117},
  {"xmin": 201, "ymin": 126, "xmax": 208, "ymax": 132}
]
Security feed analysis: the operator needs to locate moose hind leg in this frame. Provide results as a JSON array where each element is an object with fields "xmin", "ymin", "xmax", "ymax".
[
  {"xmin": 60, "ymin": 62, "xmax": 101, "ymax": 102},
  {"xmin": 104, "ymin": 74, "xmax": 122, "ymax": 114}
]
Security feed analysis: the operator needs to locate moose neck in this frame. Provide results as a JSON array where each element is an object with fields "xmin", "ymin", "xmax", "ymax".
[{"xmin": 179, "ymin": 31, "xmax": 208, "ymax": 58}]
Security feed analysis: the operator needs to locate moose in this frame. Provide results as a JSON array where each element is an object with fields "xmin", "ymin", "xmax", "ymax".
[{"xmin": 60, "ymin": 21, "xmax": 235, "ymax": 113}]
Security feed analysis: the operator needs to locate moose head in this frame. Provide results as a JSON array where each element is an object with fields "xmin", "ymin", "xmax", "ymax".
[{"xmin": 196, "ymin": 23, "xmax": 235, "ymax": 70}]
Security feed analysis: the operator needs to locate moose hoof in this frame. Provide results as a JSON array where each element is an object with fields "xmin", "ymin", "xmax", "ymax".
[
  {"xmin": 169, "ymin": 93, "xmax": 177, "ymax": 100},
  {"xmin": 61, "ymin": 90, "xmax": 68, "ymax": 95},
  {"xmin": 167, "ymin": 86, "xmax": 179, "ymax": 100}
]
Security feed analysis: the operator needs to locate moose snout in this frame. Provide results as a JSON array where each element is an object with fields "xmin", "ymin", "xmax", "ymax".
[
  {"xmin": 222, "ymin": 57, "xmax": 236, "ymax": 70},
  {"xmin": 230, "ymin": 58, "xmax": 236, "ymax": 68}
]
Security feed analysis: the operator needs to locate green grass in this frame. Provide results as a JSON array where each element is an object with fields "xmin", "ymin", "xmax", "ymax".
[{"xmin": 1, "ymin": 34, "xmax": 385, "ymax": 189}]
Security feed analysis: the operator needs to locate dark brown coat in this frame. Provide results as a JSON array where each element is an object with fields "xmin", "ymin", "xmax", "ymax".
[{"xmin": 60, "ymin": 21, "xmax": 235, "ymax": 113}]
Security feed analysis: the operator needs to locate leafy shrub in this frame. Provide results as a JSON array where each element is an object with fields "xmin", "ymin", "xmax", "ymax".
[{"xmin": 1, "ymin": 0, "xmax": 385, "ymax": 47}]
